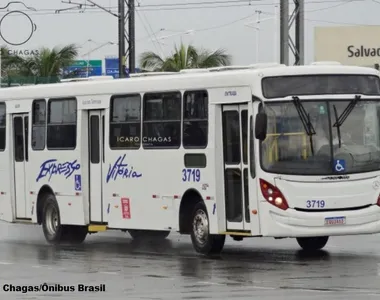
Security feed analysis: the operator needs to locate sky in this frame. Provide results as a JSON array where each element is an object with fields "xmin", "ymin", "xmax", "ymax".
[{"xmin": 0, "ymin": 0, "xmax": 379, "ymax": 68}]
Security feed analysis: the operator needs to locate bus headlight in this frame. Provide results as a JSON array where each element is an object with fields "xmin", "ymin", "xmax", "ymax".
[{"xmin": 259, "ymin": 178, "xmax": 289, "ymax": 210}]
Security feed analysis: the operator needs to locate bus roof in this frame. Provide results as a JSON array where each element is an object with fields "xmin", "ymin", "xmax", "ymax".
[
  {"xmin": 60, "ymin": 76, "xmax": 114, "ymax": 82},
  {"xmin": 0, "ymin": 63, "xmax": 378, "ymax": 101}
]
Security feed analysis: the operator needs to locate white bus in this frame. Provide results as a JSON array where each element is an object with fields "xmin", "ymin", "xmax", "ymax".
[{"xmin": 1, "ymin": 62, "xmax": 380, "ymax": 255}]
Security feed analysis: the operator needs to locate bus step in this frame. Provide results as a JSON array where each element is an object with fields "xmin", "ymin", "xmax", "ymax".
[
  {"xmin": 221, "ymin": 231, "xmax": 252, "ymax": 236},
  {"xmin": 15, "ymin": 218, "xmax": 33, "ymax": 224},
  {"xmin": 88, "ymin": 224, "xmax": 107, "ymax": 232}
]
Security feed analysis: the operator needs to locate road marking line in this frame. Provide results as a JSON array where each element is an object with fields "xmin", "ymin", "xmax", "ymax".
[
  {"xmin": 0, "ymin": 261, "xmax": 13, "ymax": 265},
  {"xmin": 197, "ymin": 281, "xmax": 225, "ymax": 286},
  {"xmin": 251, "ymin": 286, "xmax": 276, "ymax": 290},
  {"xmin": 99, "ymin": 271, "xmax": 119, "ymax": 275}
]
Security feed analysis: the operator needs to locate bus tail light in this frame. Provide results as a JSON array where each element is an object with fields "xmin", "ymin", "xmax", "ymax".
[{"xmin": 259, "ymin": 178, "xmax": 289, "ymax": 210}]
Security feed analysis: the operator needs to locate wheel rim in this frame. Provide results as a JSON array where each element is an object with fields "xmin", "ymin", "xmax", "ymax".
[
  {"xmin": 45, "ymin": 204, "xmax": 59, "ymax": 235},
  {"xmin": 192, "ymin": 209, "xmax": 209, "ymax": 245}
]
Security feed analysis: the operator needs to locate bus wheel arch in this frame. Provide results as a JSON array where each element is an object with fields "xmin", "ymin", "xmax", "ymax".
[
  {"xmin": 37, "ymin": 186, "xmax": 88, "ymax": 244},
  {"xmin": 179, "ymin": 189, "xmax": 203, "ymax": 234},
  {"xmin": 36, "ymin": 185, "xmax": 54, "ymax": 225}
]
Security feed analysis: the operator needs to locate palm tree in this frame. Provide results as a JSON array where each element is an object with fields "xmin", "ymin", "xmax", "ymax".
[
  {"xmin": 3, "ymin": 44, "xmax": 79, "ymax": 84},
  {"xmin": 139, "ymin": 43, "xmax": 232, "ymax": 72},
  {"xmin": 0, "ymin": 46, "xmax": 25, "ymax": 77},
  {"xmin": 0, "ymin": 46, "xmax": 28, "ymax": 87}
]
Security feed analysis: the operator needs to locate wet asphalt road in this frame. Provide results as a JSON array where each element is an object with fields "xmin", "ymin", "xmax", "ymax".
[{"xmin": 1, "ymin": 223, "xmax": 380, "ymax": 299}]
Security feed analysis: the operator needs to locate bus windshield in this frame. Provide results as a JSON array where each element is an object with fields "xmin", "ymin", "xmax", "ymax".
[{"xmin": 260, "ymin": 99, "xmax": 380, "ymax": 175}]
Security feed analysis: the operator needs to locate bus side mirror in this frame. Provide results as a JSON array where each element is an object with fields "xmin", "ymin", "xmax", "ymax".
[{"xmin": 255, "ymin": 112, "xmax": 267, "ymax": 141}]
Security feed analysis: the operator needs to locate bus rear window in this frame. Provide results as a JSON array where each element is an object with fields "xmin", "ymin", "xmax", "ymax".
[{"xmin": 262, "ymin": 74, "xmax": 380, "ymax": 98}]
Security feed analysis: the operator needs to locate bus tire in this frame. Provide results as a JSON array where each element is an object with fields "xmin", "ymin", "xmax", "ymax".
[
  {"xmin": 128, "ymin": 229, "xmax": 170, "ymax": 240},
  {"xmin": 190, "ymin": 201, "xmax": 225, "ymax": 255},
  {"xmin": 296, "ymin": 236, "xmax": 329, "ymax": 252},
  {"xmin": 41, "ymin": 193, "xmax": 68, "ymax": 244},
  {"xmin": 65, "ymin": 225, "xmax": 88, "ymax": 244}
]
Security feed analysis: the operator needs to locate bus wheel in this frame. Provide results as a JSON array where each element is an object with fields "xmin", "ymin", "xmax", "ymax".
[
  {"xmin": 128, "ymin": 229, "xmax": 170, "ymax": 240},
  {"xmin": 65, "ymin": 225, "xmax": 88, "ymax": 244},
  {"xmin": 190, "ymin": 201, "xmax": 225, "ymax": 255},
  {"xmin": 42, "ymin": 193, "xmax": 67, "ymax": 244},
  {"xmin": 296, "ymin": 236, "xmax": 329, "ymax": 252}
]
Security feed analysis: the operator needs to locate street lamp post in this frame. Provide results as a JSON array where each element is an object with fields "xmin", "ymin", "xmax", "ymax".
[
  {"xmin": 245, "ymin": 7, "xmax": 278, "ymax": 63},
  {"xmin": 150, "ymin": 30, "xmax": 195, "ymax": 56},
  {"xmin": 81, "ymin": 41, "xmax": 117, "ymax": 77}
]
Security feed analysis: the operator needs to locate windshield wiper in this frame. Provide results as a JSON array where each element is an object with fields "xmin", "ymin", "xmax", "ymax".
[
  {"xmin": 292, "ymin": 96, "xmax": 316, "ymax": 155},
  {"xmin": 332, "ymin": 95, "xmax": 361, "ymax": 148},
  {"xmin": 332, "ymin": 105, "xmax": 342, "ymax": 148}
]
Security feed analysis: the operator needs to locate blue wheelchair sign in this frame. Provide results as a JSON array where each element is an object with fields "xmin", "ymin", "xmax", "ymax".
[
  {"xmin": 75, "ymin": 174, "xmax": 81, "ymax": 191},
  {"xmin": 334, "ymin": 159, "xmax": 345, "ymax": 172}
]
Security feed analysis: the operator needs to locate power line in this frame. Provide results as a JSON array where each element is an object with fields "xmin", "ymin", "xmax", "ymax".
[
  {"xmin": 132, "ymin": 0, "xmax": 347, "ymax": 11},
  {"xmin": 137, "ymin": 0, "xmax": 259, "ymax": 7},
  {"xmin": 136, "ymin": 28, "xmax": 165, "ymax": 42},
  {"xmin": 193, "ymin": 0, "xmax": 358, "ymax": 32},
  {"xmin": 306, "ymin": 0, "xmax": 362, "ymax": 12},
  {"xmin": 135, "ymin": 9, "xmax": 164, "ymax": 55},
  {"xmin": 1, "ymin": 0, "xmax": 362, "ymax": 15},
  {"xmin": 0, "ymin": 0, "xmax": 373, "ymax": 50},
  {"xmin": 196, "ymin": 11, "xmax": 257, "ymax": 32},
  {"xmin": 0, "ymin": 0, "xmax": 368, "ymax": 29},
  {"xmin": 0, "ymin": 1, "xmax": 368, "ymax": 29},
  {"xmin": 260, "ymin": 9, "xmax": 370, "ymax": 25}
]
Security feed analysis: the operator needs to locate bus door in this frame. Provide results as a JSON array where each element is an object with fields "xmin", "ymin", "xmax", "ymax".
[
  {"xmin": 12, "ymin": 114, "xmax": 29, "ymax": 219},
  {"xmin": 88, "ymin": 110, "xmax": 106, "ymax": 223},
  {"xmin": 222, "ymin": 104, "xmax": 259, "ymax": 232}
]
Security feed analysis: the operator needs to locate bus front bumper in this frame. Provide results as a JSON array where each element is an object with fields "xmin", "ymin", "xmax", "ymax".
[{"xmin": 260, "ymin": 203, "xmax": 380, "ymax": 237}]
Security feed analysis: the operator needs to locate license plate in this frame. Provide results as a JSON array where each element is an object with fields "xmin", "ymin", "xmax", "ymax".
[{"xmin": 324, "ymin": 216, "xmax": 346, "ymax": 226}]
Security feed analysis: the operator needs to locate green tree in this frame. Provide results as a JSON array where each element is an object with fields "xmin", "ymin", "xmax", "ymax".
[
  {"xmin": 139, "ymin": 43, "xmax": 232, "ymax": 72},
  {"xmin": 1, "ymin": 44, "xmax": 79, "ymax": 85},
  {"xmin": 0, "ymin": 46, "xmax": 25, "ymax": 77}
]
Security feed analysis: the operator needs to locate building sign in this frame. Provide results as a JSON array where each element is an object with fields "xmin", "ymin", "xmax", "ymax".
[
  {"xmin": 314, "ymin": 26, "xmax": 380, "ymax": 66},
  {"xmin": 105, "ymin": 57, "xmax": 140, "ymax": 78},
  {"xmin": 347, "ymin": 46, "xmax": 380, "ymax": 58},
  {"xmin": 62, "ymin": 60, "xmax": 102, "ymax": 78}
]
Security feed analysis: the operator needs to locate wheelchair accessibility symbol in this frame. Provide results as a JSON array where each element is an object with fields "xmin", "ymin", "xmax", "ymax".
[
  {"xmin": 334, "ymin": 159, "xmax": 345, "ymax": 172},
  {"xmin": 74, "ymin": 175, "xmax": 81, "ymax": 191}
]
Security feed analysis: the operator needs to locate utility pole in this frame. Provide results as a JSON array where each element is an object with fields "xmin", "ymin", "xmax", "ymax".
[
  {"xmin": 118, "ymin": 0, "xmax": 135, "ymax": 77},
  {"xmin": 83, "ymin": 0, "xmax": 136, "ymax": 77},
  {"xmin": 118, "ymin": 0, "xmax": 126, "ymax": 78},
  {"xmin": 128, "ymin": 0, "xmax": 136, "ymax": 73},
  {"xmin": 279, "ymin": 0, "xmax": 304, "ymax": 65}
]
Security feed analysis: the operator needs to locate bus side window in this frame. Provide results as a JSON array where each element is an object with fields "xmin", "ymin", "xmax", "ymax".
[
  {"xmin": 184, "ymin": 153, "xmax": 207, "ymax": 168},
  {"xmin": 109, "ymin": 94, "xmax": 141, "ymax": 149},
  {"xmin": 32, "ymin": 99, "xmax": 46, "ymax": 150},
  {"xmin": 0, "ymin": 102, "xmax": 5, "ymax": 151},
  {"xmin": 182, "ymin": 90, "xmax": 208, "ymax": 149},
  {"xmin": 47, "ymin": 98, "xmax": 77, "ymax": 150},
  {"xmin": 143, "ymin": 91, "xmax": 181, "ymax": 149}
]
